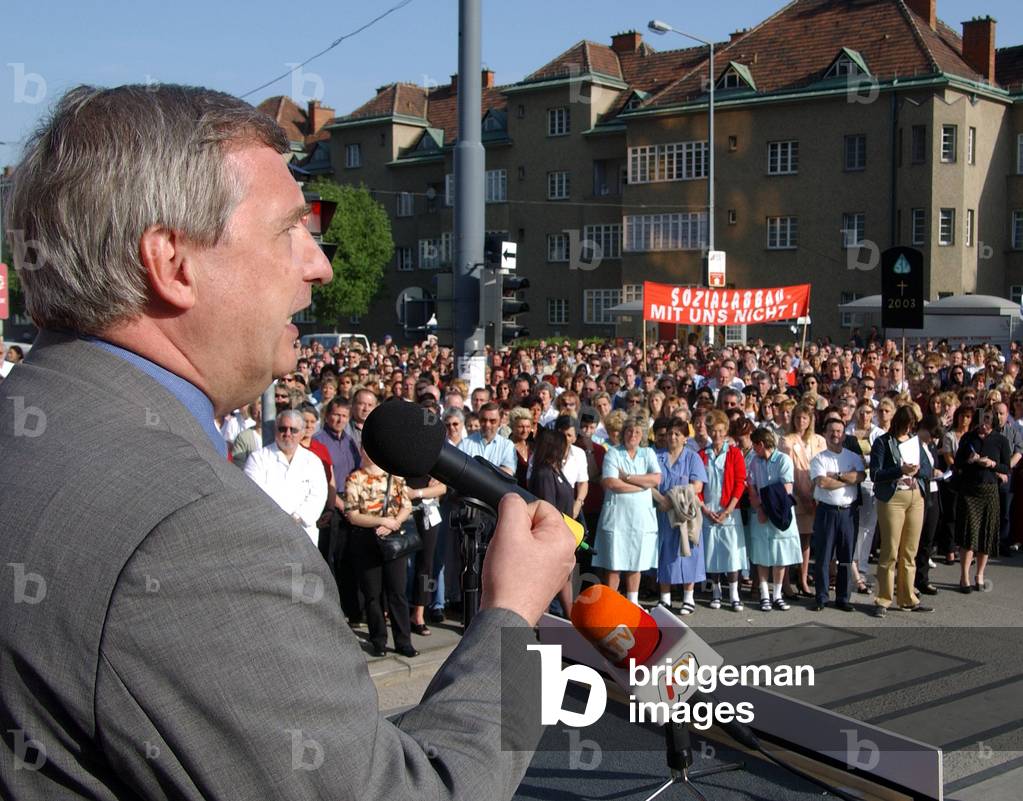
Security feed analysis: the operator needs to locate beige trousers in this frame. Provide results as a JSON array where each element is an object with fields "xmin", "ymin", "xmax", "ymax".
[{"xmin": 875, "ymin": 489, "xmax": 924, "ymax": 609}]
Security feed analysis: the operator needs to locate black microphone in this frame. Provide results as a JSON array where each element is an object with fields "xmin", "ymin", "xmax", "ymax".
[{"xmin": 362, "ymin": 401, "xmax": 587, "ymax": 549}]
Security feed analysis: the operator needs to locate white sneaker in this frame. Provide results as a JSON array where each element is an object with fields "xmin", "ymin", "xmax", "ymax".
[
  {"xmin": 928, "ymin": 558, "xmax": 936, "ymax": 569},
  {"xmin": 709, "ymin": 598, "xmax": 722, "ymax": 610}
]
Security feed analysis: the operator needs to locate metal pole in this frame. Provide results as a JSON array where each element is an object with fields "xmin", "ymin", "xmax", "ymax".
[
  {"xmin": 454, "ymin": 0, "xmax": 486, "ymax": 391},
  {"xmin": 705, "ymin": 42, "xmax": 716, "ymax": 348}
]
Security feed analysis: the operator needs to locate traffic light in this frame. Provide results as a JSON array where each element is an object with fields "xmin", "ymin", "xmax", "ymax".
[
  {"xmin": 499, "ymin": 273, "xmax": 530, "ymax": 342},
  {"xmin": 304, "ymin": 195, "xmax": 338, "ymax": 262}
]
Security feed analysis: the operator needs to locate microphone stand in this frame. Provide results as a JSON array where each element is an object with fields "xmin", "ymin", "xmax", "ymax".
[
  {"xmin": 643, "ymin": 721, "xmax": 742, "ymax": 801},
  {"xmin": 449, "ymin": 497, "xmax": 496, "ymax": 629}
]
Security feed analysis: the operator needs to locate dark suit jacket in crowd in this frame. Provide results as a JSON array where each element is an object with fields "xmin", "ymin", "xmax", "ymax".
[{"xmin": 0, "ymin": 331, "xmax": 540, "ymax": 800}]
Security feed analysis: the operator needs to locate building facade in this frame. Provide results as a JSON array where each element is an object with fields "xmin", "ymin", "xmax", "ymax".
[{"xmin": 295, "ymin": 0, "xmax": 1023, "ymax": 343}]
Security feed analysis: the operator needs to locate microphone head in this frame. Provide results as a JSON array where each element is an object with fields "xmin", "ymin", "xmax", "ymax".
[
  {"xmin": 571, "ymin": 585, "xmax": 660, "ymax": 667},
  {"xmin": 362, "ymin": 401, "xmax": 446, "ymax": 477}
]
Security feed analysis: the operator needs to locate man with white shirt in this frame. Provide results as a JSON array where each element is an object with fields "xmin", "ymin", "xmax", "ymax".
[
  {"xmin": 457, "ymin": 402, "xmax": 516, "ymax": 475},
  {"xmin": 809, "ymin": 417, "xmax": 865, "ymax": 612},
  {"xmin": 705, "ymin": 358, "xmax": 745, "ymax": 397},
  {"xmin": 245, "ymin": 409, "xmax": 328, "ymax": 545}
]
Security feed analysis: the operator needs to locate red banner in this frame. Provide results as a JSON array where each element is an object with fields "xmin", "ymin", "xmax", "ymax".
[
  {"xmin": 643, "ymin": 282, "xmax": 810, "ymax": 326},
  {"xmin": 0, "ymin": 263, "xmax": 8, "ymax": 321}
]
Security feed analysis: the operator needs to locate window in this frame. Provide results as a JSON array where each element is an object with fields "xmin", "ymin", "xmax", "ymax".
[
  {"xmin": 517, "ymin": 166, "xmax": 526, "ymax": 180},
  {"xmin": 344, "ymin": 143, "xmax": 361, "ymax": 168},
  {"xmin": 623, "ymin": 284, "xmax": 643, "ymax": 303},
  {"xmin": 968, "ymin": 127, "xmax": 976, "ymax": 165},
  {"xmin": 516, "ymin": 104, "xmax": 525, "ymax": 119},
  {"xmin": 939, "ymin": 208, "xmax": 955, "ymax": 246},
  {"xmin": 547, "ymin": 233, "xmax": 569, "ymax": 262},
  {"xmin": 547, "ymin": 171, "xmax": 570, "ymax": 200},
  {"xmin": 418, "ymin": 239, "xmax": 441, "ymax": 269},
  {"xmin": 767, "ymin": 216, "xmax": 798, "ymax": 249},
  {"xmin": 583, "ymin": 288, "xmax": 621, "ymax": 325},
  {"xmin": 728, "ymin": 135, "xmax": 738, "ymax": 151},
  {"xmin": 548, "ymin": 298, "xmax": 568, "ymax": 325},
  {"xmin": 727, "ymin": 209, "xmax": 737, "ymax": 225},
  {"xmin": 440, "ymin": 232, "xmax": 453, "ymax": 265},
  {"xmin": 828, "ymin": 56, "xmax": 864, "ymax": 78},
  {"xmin": 1012, "ymin": 285, "xmax": 1023, "ymax": 305},
  {"xmin": 592, "ymin": 158, "xmax": 624, "ymax": 196},
  {"xmin": 485, "ymin": 169, "xmax": 507, "ymax": 203},
  {"xmin": 293, "ymin": 308, "xmax": 316, "ymax": 324},
  {"xmin": 840, "ymin": 291, "xmax": 864, "ymax": 328},
  {"xmin": 396, "ymin": 247, "xmax": 414, "ymax": 272},
  {"xmin": 1018, "ymin": 134, "xmax": 1023, "ymax": 174},
  {"xmin": 396, "ymin": 192, "xmax": 414, "ymax": 217},
  {"xmin": 767, "ymin": 140, "xmax": 799, "ymax": 174},
  {"xmin": 911, "ymin": 125, "xmax": 927, "ymax": 164},
  {"xmin": 1012, "ymin": 210, "xmax": 1023, "ymax": 250},
  {"xmin": 623, "ymin": 213, "xmax": 708, "ymax": 252},
  {"xmin": 941, "ymin": 125, "xmax": 957, "ymax": 163},
  {"xmin": 844, "ymin": 134, "xmax": 866, "ymax": 171},
  {"xmin": 548, "ymin": 107, "xmax": 570, "ymax": 137},
  {"xmin": 912, "ymin": 208, "xmax": 926, "ymax": 245},
  {"xmin": 721, "ymin": 70, "xmax": 742, "ymax": 88},
  {"xmin": 628, "ymin": 141, "xmax": 708, "ymax": 183},
  {"xmin": 966, "ymin": 209, "xmax": 975, "ymax": 247},
  {"xmin": 445, "ymin": 173, "xmax": 454, "ymax": 207},
  {"xmin": 583, "ymin": 224, "xmax": 622, "ymax": 259},
  {"xmin": 842, "ymin": 213, "xmax": 865, "ymax": 248},
  {"xmin": 349, "ymin": 313, "xmax": 362, "ymax": 326}
]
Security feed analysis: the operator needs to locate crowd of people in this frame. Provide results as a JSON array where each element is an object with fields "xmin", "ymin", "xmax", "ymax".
[{"xmin": 55, "ymin": 328, "xmax": 1019, "ymax": 651}]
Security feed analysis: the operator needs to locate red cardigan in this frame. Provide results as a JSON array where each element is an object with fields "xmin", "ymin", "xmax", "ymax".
[{"xmin": 699, "ymin": 444, "xmax": 747, "ymax": 507}]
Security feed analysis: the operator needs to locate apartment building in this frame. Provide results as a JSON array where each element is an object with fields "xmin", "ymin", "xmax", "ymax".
[{"xmin": 293, "ymin": 0, "xmax": 1023, "ymax": 343}]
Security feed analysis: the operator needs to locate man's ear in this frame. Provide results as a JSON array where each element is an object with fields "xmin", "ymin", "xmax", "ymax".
[{"xmin": 139, "ymin": 225, "xmax": 198, "ymax": 311}]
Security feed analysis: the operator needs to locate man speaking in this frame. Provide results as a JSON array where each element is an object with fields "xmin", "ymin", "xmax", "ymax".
[{"xmin": 0, "ymin": 85, "xmax": 575, "ymax": 799}]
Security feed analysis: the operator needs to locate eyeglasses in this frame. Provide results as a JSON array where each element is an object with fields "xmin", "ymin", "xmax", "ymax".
[
  {"xmin": 277, "ymin": 426, "xmax": 301, "ymax": 434},
  {"xmin": 862, "ymin": 384, "xmax": 875, "ymax": 390}
]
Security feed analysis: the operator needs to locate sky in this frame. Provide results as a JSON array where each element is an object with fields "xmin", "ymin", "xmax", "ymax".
[{"xmin": 2, "ymin": 0, "xmax": 1021, "ymax": 168}]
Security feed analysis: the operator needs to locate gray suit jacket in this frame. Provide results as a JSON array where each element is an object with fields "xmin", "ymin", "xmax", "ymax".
[{"xmin": 0, "ymin": 331, "xmax": 541, "ymax": 800}]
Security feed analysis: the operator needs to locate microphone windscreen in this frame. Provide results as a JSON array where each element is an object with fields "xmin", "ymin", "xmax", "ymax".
[
  {"xmin": 363, "ymin": 401, "xmax": 446, "ymax": 477},
  {"xmin": 570, "ymin": 585, "xmax": 660, "ymax": 667}
]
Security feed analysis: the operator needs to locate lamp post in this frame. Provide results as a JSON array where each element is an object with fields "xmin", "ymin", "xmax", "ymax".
[{"xmin": 648, "ymin": 20, "xmax": 716, "ymax": 344}]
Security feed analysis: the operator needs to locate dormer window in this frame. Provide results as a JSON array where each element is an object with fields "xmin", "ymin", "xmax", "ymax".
[
  {"xmin": 824, "ymin": 49, "xmax": 870, "ymax": 79},
  {"xmin": 625, "ymin": 96, "xmax": 642, "ymax": 110},
  {"xmin": 715, "ymin": 62, "xmax": 755, "ymax": 91}
]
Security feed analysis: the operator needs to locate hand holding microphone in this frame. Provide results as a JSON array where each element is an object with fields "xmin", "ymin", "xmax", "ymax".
[{"xmin": 481, "ymin": 495, "xmax": 577, "ymax": 626}]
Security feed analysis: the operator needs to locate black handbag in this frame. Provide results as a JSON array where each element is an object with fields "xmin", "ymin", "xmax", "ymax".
[{"xmin": 376, "ymin": 473, "xmax": 422, "ymax": 561}]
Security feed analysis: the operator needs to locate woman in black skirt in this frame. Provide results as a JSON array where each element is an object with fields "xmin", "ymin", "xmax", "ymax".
[
  {"xmin": 954, "ymin": 408, "xmax": 1010, "ymax": 593},
  {"xmin": 528, "ymin": 428, "xmax": 575, "ymax": 618}
]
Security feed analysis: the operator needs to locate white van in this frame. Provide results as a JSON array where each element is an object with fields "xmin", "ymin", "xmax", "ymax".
[{"xmin": 299, "ymin": 332, "xmax": 371, "ymax": 351}]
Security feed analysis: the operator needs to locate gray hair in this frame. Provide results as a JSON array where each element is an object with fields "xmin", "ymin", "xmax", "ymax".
[
  {"xmin": 442, "ymin": 407, "xmax": 465, "ymax": 425},
  {"xmin": 5, "ymin": 84, "xmax": 288, "ymax": 332},
  {"xmin": 276, "ymin": 409, "xmax": 304, "ymax": 429}
]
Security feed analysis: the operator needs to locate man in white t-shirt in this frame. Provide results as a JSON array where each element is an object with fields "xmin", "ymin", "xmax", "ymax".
[{"xmin": 809, "ymin": 417, "xmax": 865, "ymax": 612}]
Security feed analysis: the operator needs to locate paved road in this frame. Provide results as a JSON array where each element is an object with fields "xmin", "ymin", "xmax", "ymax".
[{"xmin": 368, "ymin": 555, "xmax": 1023, "ymax": 800}]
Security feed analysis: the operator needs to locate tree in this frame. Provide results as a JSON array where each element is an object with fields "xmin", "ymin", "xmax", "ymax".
[{"xmin": 306, "ymin": 178, "xmax": 393, "ymax": 328}]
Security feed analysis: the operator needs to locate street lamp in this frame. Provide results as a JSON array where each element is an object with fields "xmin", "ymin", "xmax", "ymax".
[{"xmin": 648, "ymin": 20, "xmax": 717, "ymax": 345}]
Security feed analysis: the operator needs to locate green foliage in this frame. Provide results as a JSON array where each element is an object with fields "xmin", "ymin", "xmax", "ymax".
[
  {"xmin": 509, "ymin": 336, "xmax": 606, "ymax": 349},
  {"xmin": 305, "ymin": 179, "xmax": 394, "ymax": 327}
]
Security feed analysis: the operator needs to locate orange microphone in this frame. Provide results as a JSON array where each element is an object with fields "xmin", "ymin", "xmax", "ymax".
[{"xmin": 570, "ymin": 584, "xmax": 661, "ymax": 668}]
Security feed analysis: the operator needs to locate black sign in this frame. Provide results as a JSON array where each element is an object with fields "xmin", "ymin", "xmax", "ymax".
[{"xmin": 881, "ymin": 246, "xmax": 924, "ymax": 329}]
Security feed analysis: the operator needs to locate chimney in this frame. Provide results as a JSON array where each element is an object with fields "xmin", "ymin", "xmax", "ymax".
[
  {"xmin": 306, "ymin": 100, "xmax": 335, "ymax": 134},
  {"xmin": 729, "ymin": 29, "xmax": 748, "ymax": 44},
  {"xmin": 905, "ymin": 0, "xmax": 936, "ymax": 31},
  {"xmin": 962, "ymin": 16, "xmax": 997, "ymax": 83},
  {"xmin": 482, "ymin": 68, "xmax": 495, "ymax": 89},
  {"xmin": 450, "ymin": 73, "xmax": 458, "ymax": 94},
  {"xmin": 611, "ymin": 31, "xmax": 642, "ymax": 54}
]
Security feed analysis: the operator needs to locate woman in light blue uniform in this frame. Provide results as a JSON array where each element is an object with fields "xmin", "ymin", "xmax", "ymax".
[
  {"xmin": 593, "ymin": 418, "xmax": 663, "ymax": 605},
  {"xmin": 651, "ymin": 417, "xmax": 708, "ymax": 616},
  {"xmin": 747, "ymin": 427, "xmax": 802, "ymax": 611},
  {"xmin": 699, "ymin": 410, "xmax": 748, "ymax": 611}
]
